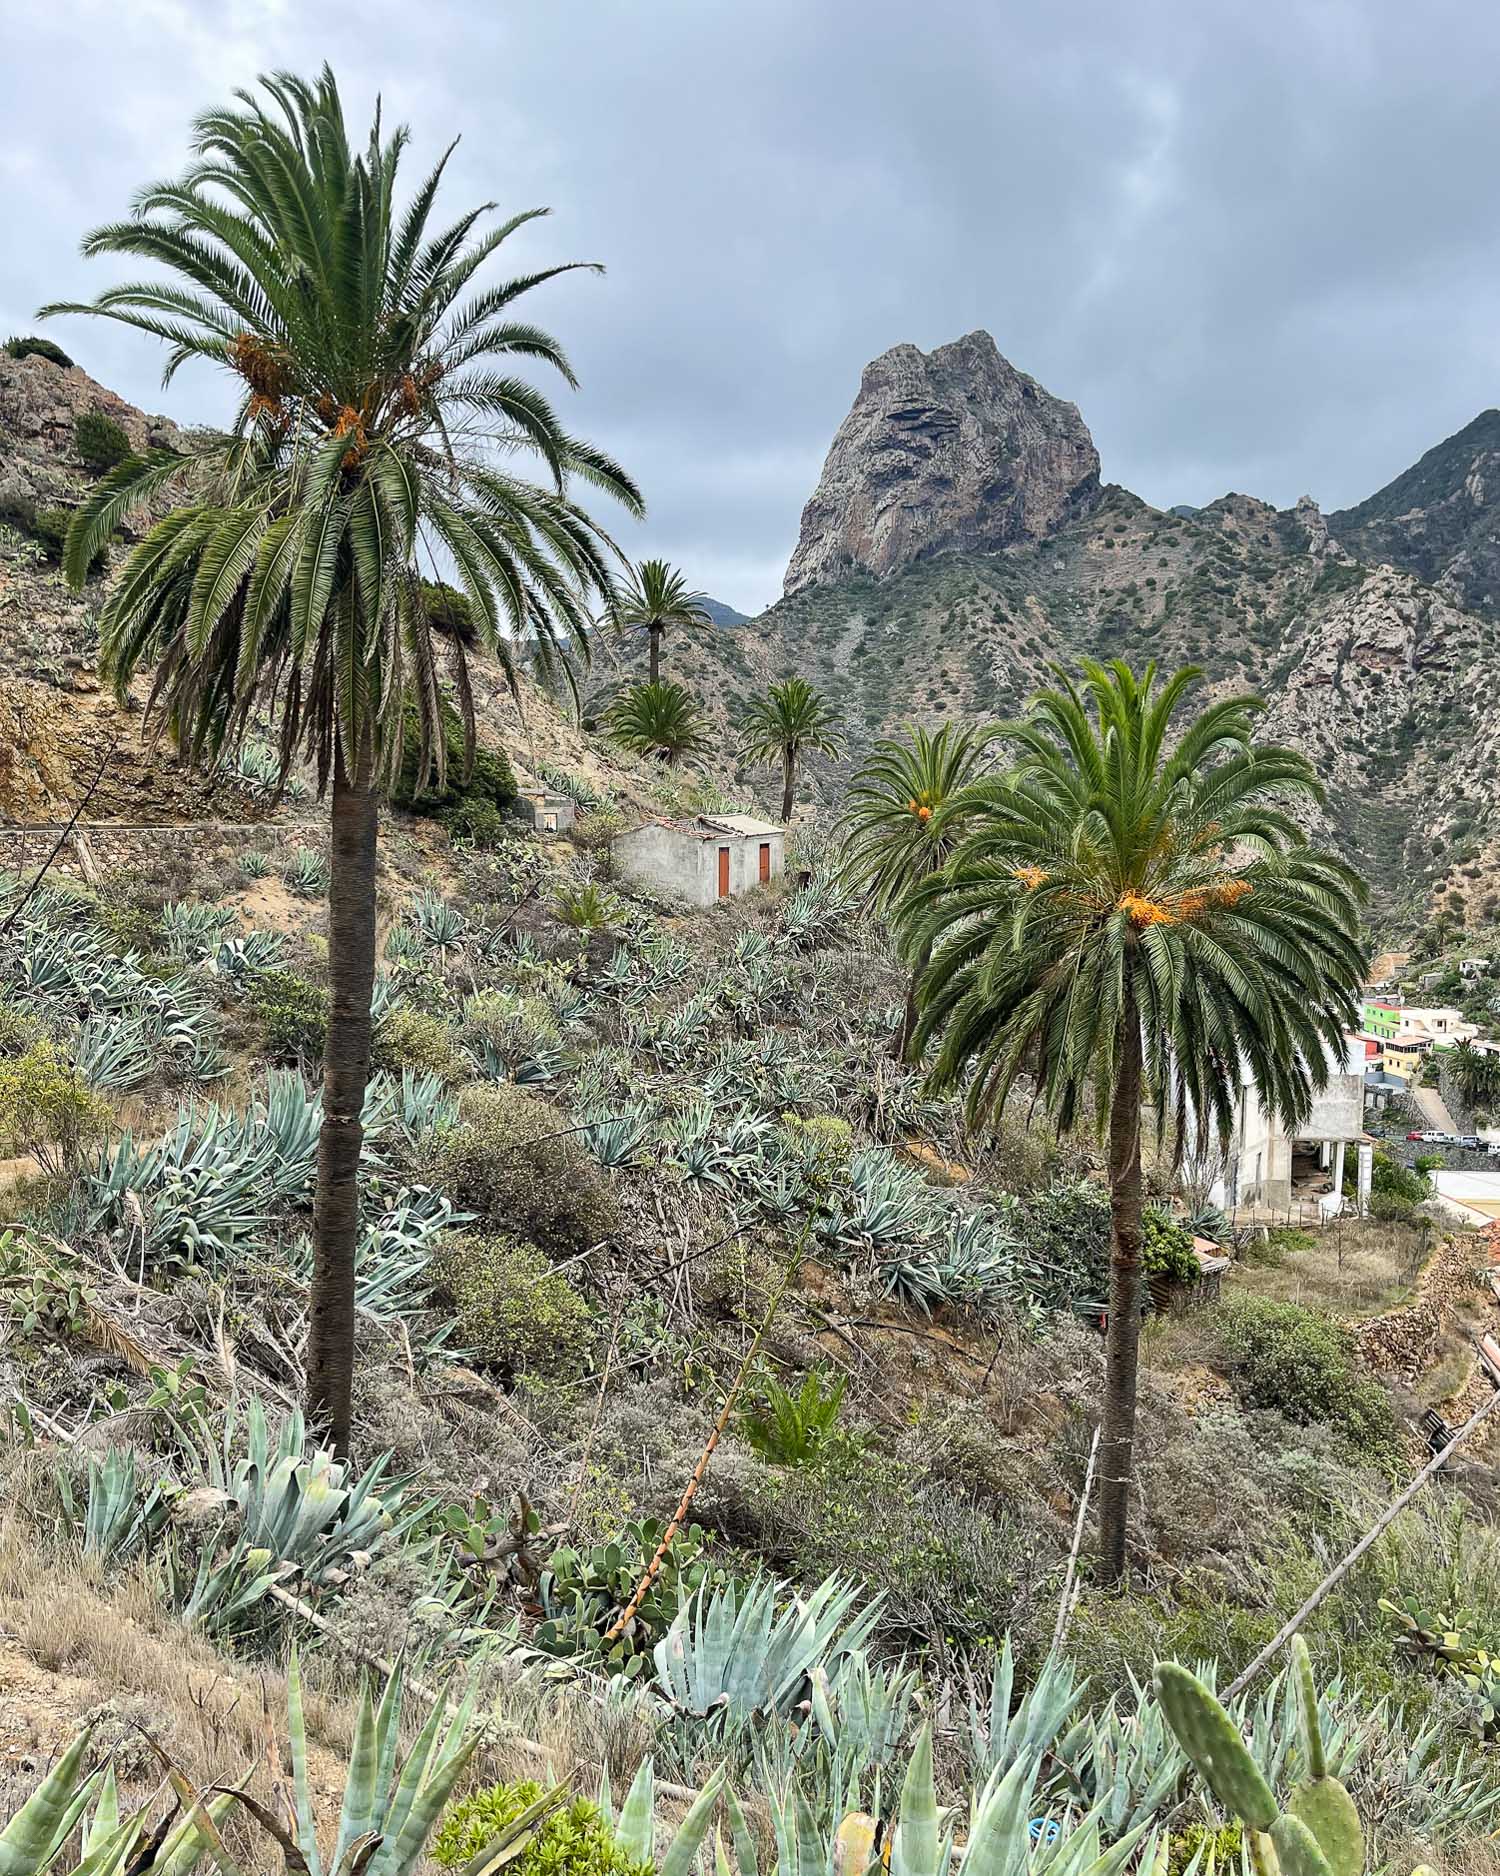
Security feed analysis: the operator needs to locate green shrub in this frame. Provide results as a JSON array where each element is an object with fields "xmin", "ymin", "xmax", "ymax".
[
  {"xmin": 1255, "ymin": 1224, "xmax": 1317, "ymax": 1266},
  {"xmin": 437, "ymin": 796, "xmax": 505, "ymax": 848},
  {"xmin": 1166, "ymin": 1820, "xmax": 1243, "ymax": 1876},
  {"xmin": 390, "ymin": 700, "xmax": 516, "ymax": 827},
  {"xmin": 1142, "ymin": 1206, "xmax": 1198, "ymax": 1280},
  {"xmin": 0, "ymin": 1044, "xmax": 111, "ymax": 1176},
  {"xmin": 433, "ymin": 1783, "xmax": 652, "ymax": 1876},
  {"xmin": 372, "ymin": 1006, "xmax": 465, "ymax": 1081},
  {"xmin": 434, "ymin": 1085, "xmax": 617, "ymax": 1256},
  {"xmin": 29, "ymin": 506, "xmax": 72, "ymax": 563},
  {"xmin": 0, "ymin": 1006, "xmax": 46, "ymax": 1059},
  {"xmin": 74, "ymin": 410, "xmax": 132, "ymax": 472},
  {"xmin": 781, "ymin": 1111, "xmax": 854, "ymax": 1191},
  {"xmin": 1368, "ymin": 1191, "xmax": 1419, "ymax": 1223},
  {"xmin": 1217, "ymin": 1294, "xmax": 1401, "ymax": 1460},
  {"xmin": 4, "ymin": 335, "xmax": 73, "ymax": 368},
  {"xmin": 431, "ymin": 1234, "xmax": 592, "ymax": 1377},
  {"xmin": 243, "ymin": 969, "xmax": 326, "ymax": 1064}
]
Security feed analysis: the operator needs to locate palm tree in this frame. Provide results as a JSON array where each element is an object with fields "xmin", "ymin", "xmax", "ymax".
[
  {"xmin": 900, "ymin": 662, "xmax": 1366, "ymax": 1585},
  {"xmin": 737, "ymin": 678, "xmax": 844, "ymax": 822},
  {"xmin": 841, "ymin": 721, "xmax": 992, "ymax": 1057},
  {"xmin": 605, "ymin": 679, "xmax": 711, "ymax": 765},
  {"xmin": 41, "ymin": 68, "xmax": 640, "ymax": 1450},
  {"xmin": 612, "ymin": 557, "xmax": 712, "ymax": 684}
]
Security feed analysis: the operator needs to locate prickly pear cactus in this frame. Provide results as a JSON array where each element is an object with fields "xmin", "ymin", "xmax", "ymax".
[
  {"xmin": 1153, "ymin": 1663, "xmax": 1279, "ymax": 1832},
  {"xmin": 1270, "ymin": 1814, "xmax": 1335, "ymax": 1876},
  {"xmin": 1287, "ymin": 1637, "xmax": 1364, "ymax": 1876}
]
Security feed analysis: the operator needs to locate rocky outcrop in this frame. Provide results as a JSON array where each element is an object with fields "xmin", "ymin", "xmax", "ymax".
[
  {"xmin": 783, "ymin": 332, "xmax": 1101, "ymax": 594},
  {"xmin": 1330, "ymin": 409, "xmax": 1500, "ymax": 615}
]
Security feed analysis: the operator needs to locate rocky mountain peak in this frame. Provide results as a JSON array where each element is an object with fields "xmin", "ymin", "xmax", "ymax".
[{"xmin": 782, "ymin": 331, "xmax": 1101, "ymax": 595}]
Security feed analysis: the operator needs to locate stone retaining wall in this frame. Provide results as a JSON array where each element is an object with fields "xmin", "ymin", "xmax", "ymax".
[{"xmin": 0, "ymin": 820, "xmax": 321, "ymax": 885}]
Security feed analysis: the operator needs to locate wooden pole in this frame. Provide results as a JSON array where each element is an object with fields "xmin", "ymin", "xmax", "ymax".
[
  {"xmin": 1051, "ymin": 1424, "xmax": 1101, "ymax": 1656},
  {"xmin": 1224, "ymin": 1382, "xmax": 1500, "ymax": 1701}
]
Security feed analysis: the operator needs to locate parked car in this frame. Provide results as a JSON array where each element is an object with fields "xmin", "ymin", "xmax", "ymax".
[
  {"xmin": 1407, "ymin": 1129, "xmax": 1426, "ymax": 1141},
  {"xmin": 1459, "ymin": 1134, "xmax": 1484, "ymax": 1150},
  {"xmin": 1486, "ymin": 1141, "xmax": 1500, "ymax": 1158}
]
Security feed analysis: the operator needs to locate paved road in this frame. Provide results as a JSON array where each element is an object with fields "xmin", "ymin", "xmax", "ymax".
[{"xmin": 1412, "ymin": 1083, "xmax": 1462, "ymax": 1135}]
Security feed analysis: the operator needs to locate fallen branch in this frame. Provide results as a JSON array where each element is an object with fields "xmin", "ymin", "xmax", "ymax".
[
  {"xmin": 604, "ymin": 1251, "xmax": 800, "ymax": 1644},
  {"xmin": 1224, "ymin": 1380, "xmax": 1500, "ymax": 1700}
]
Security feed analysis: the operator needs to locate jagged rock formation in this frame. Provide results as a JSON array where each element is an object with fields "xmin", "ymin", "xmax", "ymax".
[
  {"xmin": 783, "ymin": 332, "xmax": 1100, "ymax": 594},
  {"xmin": 644, "ymin": 339, "xmax": 1500, "ymax": 927},
  {"xmin": 1330, "ymin": 409, "xmax": 1500, "ymax": 615}
]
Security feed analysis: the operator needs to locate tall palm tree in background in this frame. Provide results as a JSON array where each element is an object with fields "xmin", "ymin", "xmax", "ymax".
[
  {"xmin": 842, "ymin": 721, "xmax": 992, "ymax": 1058},
  {"xmin": 737, "ymin": 677, "xmax": 844, "ymax": 822},
  {"xmin": 613, "ymin": 557, "xmax": 712, "ymax": 684},
  {"xmin": 900, "ymin": 662, "xmax": 1366, "ymax": 1585},
  {"xmin": 42, "ymin": 66, "xmax": 640, "ymax": 1450},
  {"xmin": 605, "ymin": 679, "xmax": 711, "ymax": 765}
]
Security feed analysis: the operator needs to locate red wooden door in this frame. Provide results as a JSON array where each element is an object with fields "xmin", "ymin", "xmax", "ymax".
[
  {"xmin": 758, "ymin": 841, "xmax": 771, "ymax": 883},
  {"xmin": 717, "ymin": 846, "xmax": 731, "ymax": 898}
]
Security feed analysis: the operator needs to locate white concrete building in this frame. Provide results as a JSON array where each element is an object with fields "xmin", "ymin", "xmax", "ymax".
[
  {"xmin": 613, "ymin": 813, "xmax": 784, "ymax": 907},
  {"xmin": 1193, "ymin": 1036, "xmax": 1367, "ymax": 1214}
]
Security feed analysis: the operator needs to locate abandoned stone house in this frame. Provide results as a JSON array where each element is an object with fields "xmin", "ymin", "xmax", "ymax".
[
  {"xmin": 613, "ymin": 813, "xmax": 784, "ymax": 906},
  {"xmin": 513, "ymin": 789, "xmax": 576, "ymax": 835}
]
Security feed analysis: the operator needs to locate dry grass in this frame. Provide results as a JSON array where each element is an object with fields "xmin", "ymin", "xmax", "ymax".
[{"xmin": 1233, "ymin": 1218, "xmax": 1432, "ymax": 1318}]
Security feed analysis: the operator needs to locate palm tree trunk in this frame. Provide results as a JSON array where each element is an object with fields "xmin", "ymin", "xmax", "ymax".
[
  {"xmin": 648, "ymin": 623, "xmax": 661, "ymax": 685},
  {"xmin": 894, "ymin": 938, "xmax": 931, "ymax": 1061},
  {"xmin": 780, "ymin": 749, "xmax": 795, "ymax": 823},
  {"xmin": 307, "ymin": 741, "xmax": 378, "ymax": 1454},
  {"xmin": 1098, "ymin": 970, "xmax": 1144, "ymax": 1588}
]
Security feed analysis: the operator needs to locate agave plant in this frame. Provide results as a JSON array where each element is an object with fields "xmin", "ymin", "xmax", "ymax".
[
  {"xmin": 577, "ymin": 1106, "xmax": 653, "ymax": 1170},
  {"xmin": 160, "ymin": 900, "xmax": 239, "ymax": 961},
  {"xmin": 0, "ymin": 1729, "xmax": 231, "ymax": 1876},
  {"xmin": 654, "ymin": 1575, "xmax": 883, "ymax": 1731},
  {"xmin": 238, "ymin": 848, "xmax": 272, "ymax": 880},
  {"xmin": 283, "ymin": 849, "xmax": 328, "ymax": 898},
  {"xmin": 409, "ymin": 891, "xmax": 467, "ymax": 952},
  {"xmin": 187, "ymin": 1398, "xmax": 412, "ymax": 1587}
]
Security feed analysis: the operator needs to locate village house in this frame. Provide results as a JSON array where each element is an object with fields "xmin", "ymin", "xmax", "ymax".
[
  {"xmin": 1359, "ymin": 998, "xmax": 1480, "ymax": 1079},
  {"xmin": 1189, "ymin": 1036, "xmax": 1368, "ymax": 1214},
  {"xmin": 613, "ymin": 813, "xmax": 785, "ymax": 907},
  {"xmin": 512, "ymin": 788, "xmax": 577, "ymax": 835}
]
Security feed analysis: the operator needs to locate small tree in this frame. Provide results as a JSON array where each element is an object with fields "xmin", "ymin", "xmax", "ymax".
[
  {"xmin": 611, "ymin": 558, "xmax": 712, "ymax": 684},
  {"xmin": 736, "ymin": 677, "xmax": 843, "ymax": 822},
  {"xmin": 901, "ymin": 662, "xmax": 1367, "ymax": 1586},
  {"xmin": 74, "ymin": 410, "xmax": 131, "ymax": 472},
  {"xmin": 605, "ymin": 680, "xmax": 711, "ymax": 766},
  {"xmin": 841, "ymin": 720, "xmax": 992, "ymax": 1057}
]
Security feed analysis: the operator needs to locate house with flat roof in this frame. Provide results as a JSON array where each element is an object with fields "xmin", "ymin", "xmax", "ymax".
[
  {"xmin": 1188, "ymin": 1035, "xmax": 1367, "ymax": 1213},
  {"xmin": 1358, "ymin": 1001, "xmax": 1480, "ymax": 1079},
  {"xmin": 613, "ymin": 813, "xmax": 784, "ymax": 907}
]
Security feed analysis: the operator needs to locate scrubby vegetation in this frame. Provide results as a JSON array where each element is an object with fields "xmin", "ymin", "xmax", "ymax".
[{"xmin": 7, "ymin": 50, "xmax": 1499, "ymax": 1876}]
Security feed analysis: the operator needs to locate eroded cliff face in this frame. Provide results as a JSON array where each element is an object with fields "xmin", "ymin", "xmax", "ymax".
[{"xmin": 783, "ymin": 332, "xmax": 1101, "ymax": 595}]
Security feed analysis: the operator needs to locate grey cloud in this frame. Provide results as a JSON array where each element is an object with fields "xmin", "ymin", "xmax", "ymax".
[{"xmin": 4, "ymin": 0, "xmax": 1499, "ymax": 610}]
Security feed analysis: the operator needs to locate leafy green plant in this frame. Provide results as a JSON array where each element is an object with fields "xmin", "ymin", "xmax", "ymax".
[
  {"xmin": 433, "ymin": 1783, "xmax": 651, "ymax": 1876},
  {"xmin": 243, "ymin": 969, "xmax": 327, "ymax": 1064},
  {"xmin": 1217, "ymin": 1295, "xmax": 1400, "ymax": 1460},
  {"xmin": 534, "ymin": 1520, "xmax": 719, "ymax": 1681},
  {"xmin": 1142, "ymin": 1207, "xmax": 1198, "ymax": 1282},
  {"xmin": 5, "ymin": 333, "xmax": 73, "ymax": 367},
  {"xmin": 74, "ymin": 410, "xmax": 132, "ymax": 472},
  {"xmin": 430, "ymin": 1234, "xmax": 593, "ymax": 1378},
  {"xmin": 742, "ymin": 1370, "xmax": 848, "ymax": 1466},
  {"xmin": 0, "ymin": 1042, "xmax": 111, "ymax": 1175}
]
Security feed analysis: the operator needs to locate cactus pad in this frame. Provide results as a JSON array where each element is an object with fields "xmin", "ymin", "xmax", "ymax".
[
  {"xmin": 1270, "ymin": 1815, "xmax": 1335, "ymax": 1876},
  {"xmin": 1154, "ymin": 1664, "xmax": 1278, "ymax": 1831}
]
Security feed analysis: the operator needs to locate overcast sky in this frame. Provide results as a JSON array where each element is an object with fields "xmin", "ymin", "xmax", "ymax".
[{"xmin": 4, "ymin": 0, "xmax": 1499, "ymax": 612}]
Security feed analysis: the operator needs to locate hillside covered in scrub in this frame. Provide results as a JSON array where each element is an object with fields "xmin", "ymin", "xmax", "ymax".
[
  {"xmin": 9, "ymin": 60, "xmax": 1500, "ymax": 1876},
  {"xmin": 4, "ymin": 775, "xmax": 1500, "ymax": 1870}
]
